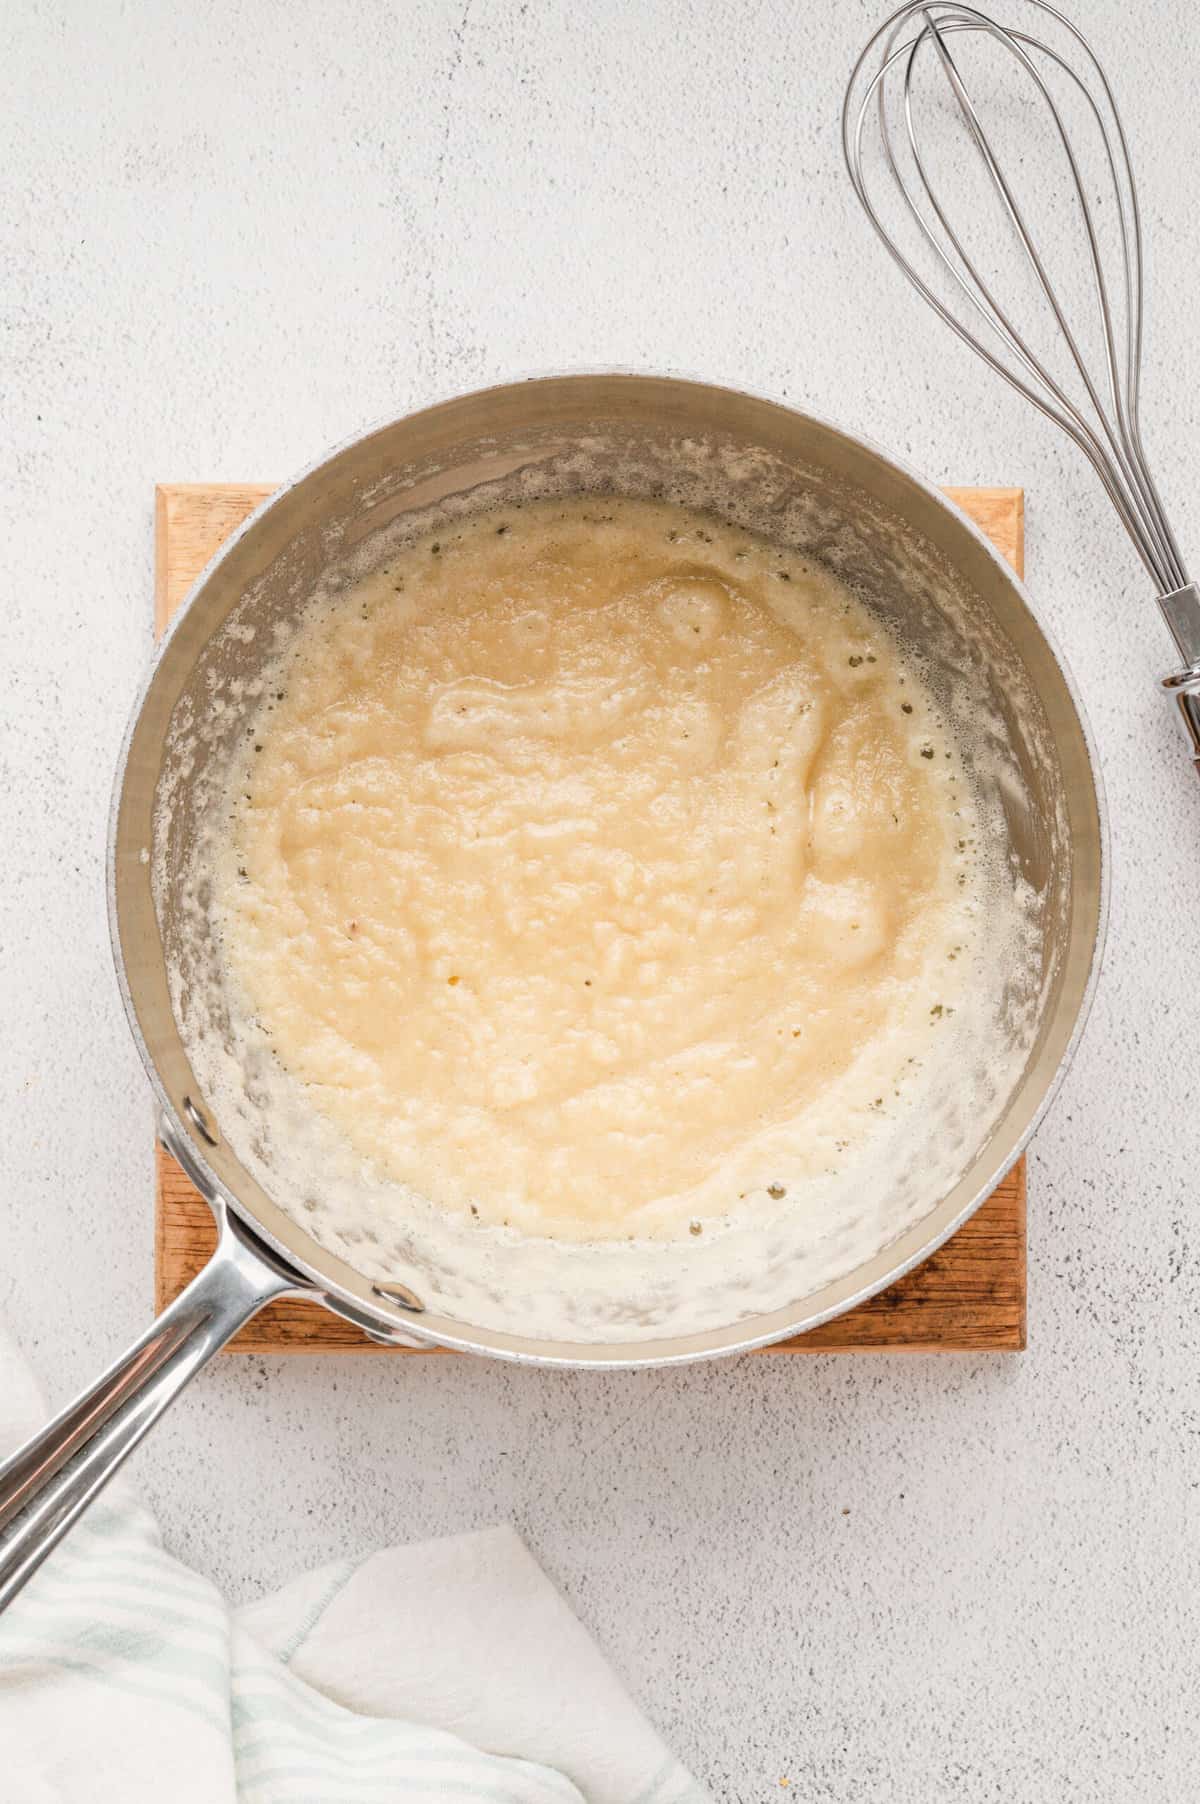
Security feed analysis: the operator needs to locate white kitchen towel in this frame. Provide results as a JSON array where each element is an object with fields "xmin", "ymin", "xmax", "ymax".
[{"xmin": 0, "ymin": 1325, "xmax": 709, "ymax": 1804}]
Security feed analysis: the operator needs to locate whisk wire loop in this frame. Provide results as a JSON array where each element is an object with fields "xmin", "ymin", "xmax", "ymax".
[{"xmin": 843, "ymin": 0, "xmax": 1188, "ymax": 600}]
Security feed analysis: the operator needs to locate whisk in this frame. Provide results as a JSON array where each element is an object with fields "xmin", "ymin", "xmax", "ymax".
[{"xmin": 843, "ymin": 0, "xmax": 1200, "ymax": 774}]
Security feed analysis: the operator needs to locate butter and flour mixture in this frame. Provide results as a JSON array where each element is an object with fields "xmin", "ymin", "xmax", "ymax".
[{"xmin": 201, "ymin": 495, "xmax": 990, "ymax": 1246}]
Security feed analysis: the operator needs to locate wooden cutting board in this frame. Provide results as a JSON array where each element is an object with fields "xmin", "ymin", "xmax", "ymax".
[{"xmin": 154, "ymin": 482, "xmax": 1027, "ymax": 1354}]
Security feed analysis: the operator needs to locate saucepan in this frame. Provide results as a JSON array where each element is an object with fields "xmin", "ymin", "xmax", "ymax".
[{"xmin": 0, "ymin": 373, "xmax": 1106, "ymax": 1609}]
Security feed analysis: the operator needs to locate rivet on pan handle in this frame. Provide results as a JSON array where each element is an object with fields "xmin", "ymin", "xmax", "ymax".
[
  {"xmin": 182, "ymin": 1094, "xmax": 218, "ymax": 1146},
  {"xmin": 372, "ymin": 1280, "xmax": 425, "ymax": 1314}
]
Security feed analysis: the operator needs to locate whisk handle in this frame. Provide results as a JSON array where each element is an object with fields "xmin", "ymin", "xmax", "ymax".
[
  {"xmin": 1162, "ymin": 672, "xmax": 1200, "ymax": 774},
  {"xmin": 1158, "ymin": 583, "xmax": 1200, "ymax": 774}
]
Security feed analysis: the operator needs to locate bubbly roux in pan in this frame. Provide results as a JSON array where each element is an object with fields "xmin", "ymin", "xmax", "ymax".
[{"xmin": 207, "ymin": 496, "xmax": 981, "ymax": 1243}]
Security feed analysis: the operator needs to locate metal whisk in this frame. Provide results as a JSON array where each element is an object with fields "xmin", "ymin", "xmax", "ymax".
[{"xmin": 843, "ymin": 0, "xmax": 1200, "ymax": 774}]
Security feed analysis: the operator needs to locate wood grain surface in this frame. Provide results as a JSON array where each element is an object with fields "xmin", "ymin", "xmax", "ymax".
[{"xmin": 154, "ymin": 481, "xmax": 1027, "ymax": 1354}]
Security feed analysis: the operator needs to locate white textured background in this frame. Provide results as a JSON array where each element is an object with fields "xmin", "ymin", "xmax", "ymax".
[{"xmin": 3, "ymin": 1, "xmax": 1200, "ymax": 1797}]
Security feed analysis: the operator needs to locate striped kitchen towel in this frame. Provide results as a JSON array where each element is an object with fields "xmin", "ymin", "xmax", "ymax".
[{"xmin": 0, "ymin": 1327, "xmax": 709, "ymax": 1804}]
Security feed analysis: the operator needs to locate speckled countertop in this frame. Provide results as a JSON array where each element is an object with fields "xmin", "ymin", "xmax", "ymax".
[{"xmin": 3, "ymin": 2, "xmax": 1200, "ymax": 1797}]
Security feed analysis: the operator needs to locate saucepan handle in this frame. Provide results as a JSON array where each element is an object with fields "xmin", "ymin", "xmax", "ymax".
[{"xmin": 0, "ymin": 1203, "xmax": 301, "ymax": 1613}]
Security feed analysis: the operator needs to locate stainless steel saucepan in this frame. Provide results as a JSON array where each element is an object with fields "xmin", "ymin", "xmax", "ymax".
[{"xmin": 0, "ymin": 373, "xmax": 1106, "ymax": 1610}]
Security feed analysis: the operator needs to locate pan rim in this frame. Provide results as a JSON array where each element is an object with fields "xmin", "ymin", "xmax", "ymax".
[{"xmin": 107, "ymin": 367, "xmax": 1109, "ymax": 1366}]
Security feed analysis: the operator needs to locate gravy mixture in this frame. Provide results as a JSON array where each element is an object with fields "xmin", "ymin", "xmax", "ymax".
[{"xmin": 207, "ymin": 496, "xmax": 981, "ymax": 1244}]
